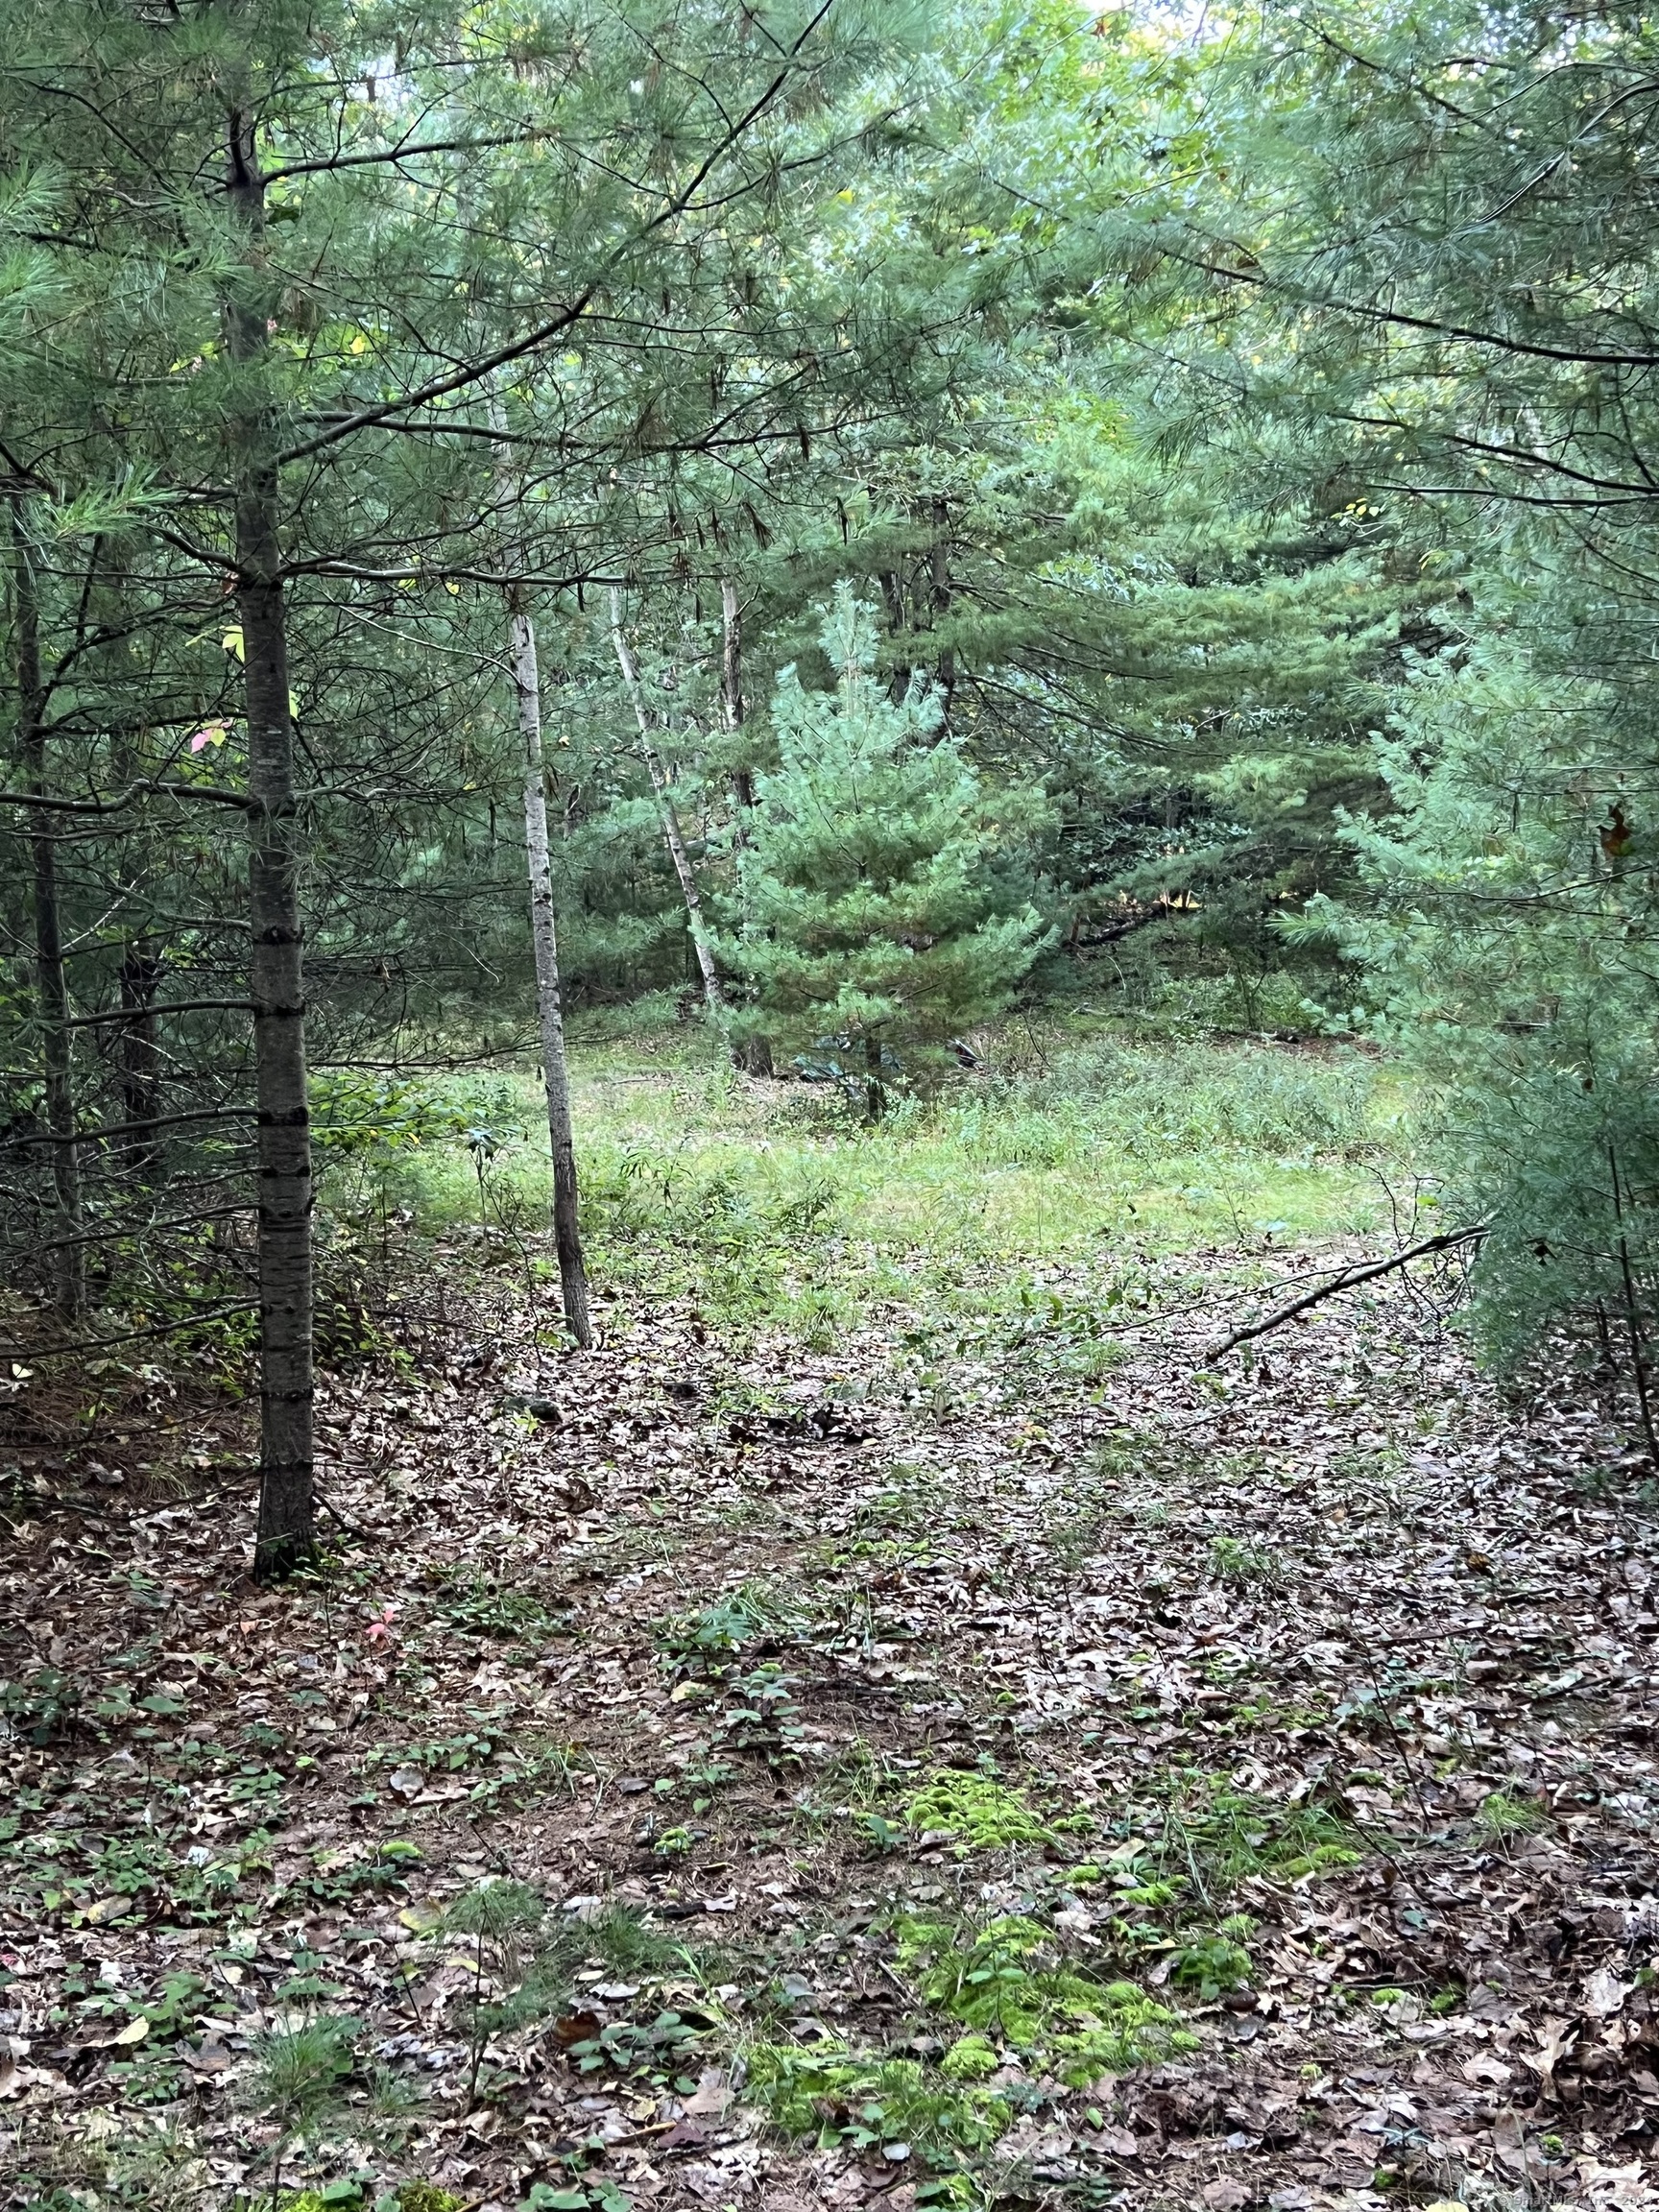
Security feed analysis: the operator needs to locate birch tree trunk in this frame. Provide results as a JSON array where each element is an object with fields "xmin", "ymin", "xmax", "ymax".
[
  {"xmin": 11, "ymin": 501, "xmax": 85, "ymax": 1321},
  {"xmin": 226, "ymin": 104, "xmax": 315, "ymax": 1580},
  {"xmin": 609, "ymin": 589, "xmax": 727, "ymax": 1018},
  {"xmin": 508, "ymin": 590, "xmax": 593, "ymax": 1347}
]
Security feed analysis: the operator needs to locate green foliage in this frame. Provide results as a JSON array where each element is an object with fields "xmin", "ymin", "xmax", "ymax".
[
  {"xmin": 894, "ymin": 1914, "xmax": 1190, "ymax": 2082},
  {"xmin": 1146, "ymin": 1779, "xmax": 1361, "ymax": 1901},
  {"xmin": 1316, "ymin": 623, "xmax": 1659, "ymax": 1369},
  {"xmin": 744, "ymin": 2039, "xmax": 1012, "ymax": 2156},
  {"xmin": 1474, "ymin": 1789, "xmax": 1549, "ymax": 1842},
  {"xmin": 655, "ymin": 1583, "xmax": 791, "ymax": 1674},
  {"xmin": 902, "ymin": 1771, "xmax": 1058, "ymax": 1854},
  {"xmin": 431, "ymin": 1573, "xmax": 571, "ymax": 1643},
  {"xmin": 1169, "ymin": 1917, "xmax": 1257, "ymax": 2000},
  {"xmin": 1207, "ymin": 1534, "xmax": 1287, "ymax": 1588},
  {"xmin": 720, "ymin": 588, "xmax": 1052, "ymax": 1114},
  {"xmin": 244, "ymin": 2015, "xmax": 359, "ymax": 2122},
  {"xmin": 0, "ymin": 1668, "xmax": 81, "ymax": 1744},
  {"xmin": 517, "ymin": 2181, "xmax": 631, "ymax": 2212},
  {"xmin": 240, "ymin": 2012, "xmax": 362, "ymax": 2201}
]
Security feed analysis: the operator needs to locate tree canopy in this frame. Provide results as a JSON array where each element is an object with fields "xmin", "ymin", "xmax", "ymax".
[{"xmin": 5, "ymin": 0, "xmax": 1659, "ymax": 1555}]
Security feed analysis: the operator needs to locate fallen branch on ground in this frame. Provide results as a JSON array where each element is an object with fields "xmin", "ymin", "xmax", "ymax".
[{"xmin": 1205, "ymin": 1225, "xmax": 1488, "ymax": 1359}]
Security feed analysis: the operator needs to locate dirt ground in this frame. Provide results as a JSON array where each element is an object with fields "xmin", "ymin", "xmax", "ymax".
[{"xmin": 3, "ymin": 1247, "xmax": 1657, "ymax": 2211}]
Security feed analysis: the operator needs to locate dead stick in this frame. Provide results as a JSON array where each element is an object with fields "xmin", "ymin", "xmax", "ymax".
[{"xmin": 1205, "ymin": 1226, "xmax": 1487, "ymax": 1359}]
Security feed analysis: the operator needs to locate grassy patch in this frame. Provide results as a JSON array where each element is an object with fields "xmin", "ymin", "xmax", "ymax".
[{"xmin": 337, "ymin": 1014, "xmax": 1396, "ymax": 1339}]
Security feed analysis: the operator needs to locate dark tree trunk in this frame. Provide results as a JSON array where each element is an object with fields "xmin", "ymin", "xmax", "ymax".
[
  {"xmin": 226, "ymin": 106, "xmax": 315, "ymax": 1580},
  {"xmin": 879, "ymin": 567, "xmax": 912, "ymax": 700},
  {"xmin": 720, "ymin": 577, "xmax": 772, "ymax": 1075},
  {"xmin": 930, "ymin": 494, "xmax": 954, "ymax": 714},
  {"xmin": 108, "ymin": 707, "xmax": 163, "ymax": 1179},
  {"xmin": 117, "ymin": 942, "xmax": 163, "ymax": 1178},
  {"xmin": 864, "ymin": 1031, "xmax": 885, "ymax": 1123},
  {"xmin": 11, "ymin": 501, "xmax": 84, "ymax": 1320}
]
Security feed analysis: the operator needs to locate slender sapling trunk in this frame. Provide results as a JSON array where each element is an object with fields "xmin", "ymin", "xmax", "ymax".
[
  {"xmin": 610, "ymin": 589, "xmax": 727, "ymax": 1019},
  {"xmin": 11, "ymin": 501, "xmax": 84, "ymax": 1320},
  {"xmin": 720, "ymin": 576, "xmax": 772, "ymax": 1075},
  {"xmin": 864, "ymin": 1031, "xmax": 885, "ymax": 1123},
  {"xmin": 508, "ymin": 592, "xmax": 592, "ymax": 1346},
  {"xmin": 117, "ymin": 941, "xmax": 163, "ymax": 1178},
  {"xmin": 930, "ymin": 494, "xmax": 954, "ymax": 712},
  {"xmin": 226, "ymin": 105, "xmax": 315, "ymax": 1579}
]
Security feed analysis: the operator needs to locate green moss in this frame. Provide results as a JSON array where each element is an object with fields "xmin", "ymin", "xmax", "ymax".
[
  {"xmin": 939, "ymin": 2032, "xmax": 999, "ymax": 2081},
  {"xmin": 743, "ymin": 2040, "xmax": 1010, "ymax": 2155},
  {"xmin": 894, "ymin": 1915, "xmax": 1191, "ymax": 2081},
  {"xmin": 902, "ymin": 1772, "xmax": 1055, "ymax": 1854}
]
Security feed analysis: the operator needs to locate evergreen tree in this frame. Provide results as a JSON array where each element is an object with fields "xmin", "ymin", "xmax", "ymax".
[
  {"xmin": 720, "ymin": 588, "xmax": 1050, "ymax": 1116},
  {"xmin": 1303, "ymin": 587, "xmax": 1659, "ymax": 1398}
]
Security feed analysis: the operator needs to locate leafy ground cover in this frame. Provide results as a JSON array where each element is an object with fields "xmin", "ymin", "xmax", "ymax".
[{"xmin": 2, "ymin": 1034, "xmax": 1656, "ymax": 2212}]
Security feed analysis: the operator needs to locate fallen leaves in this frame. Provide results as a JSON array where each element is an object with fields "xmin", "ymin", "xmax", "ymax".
[{"xmin": 3, "ymin": 1238, "xmax": 1658, "ymax": 2210}]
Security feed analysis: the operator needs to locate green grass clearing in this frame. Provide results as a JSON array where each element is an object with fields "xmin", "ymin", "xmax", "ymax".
[{"xmin": 317, "ymin": 1011, "xmax": 1403, "ymax": 1340}]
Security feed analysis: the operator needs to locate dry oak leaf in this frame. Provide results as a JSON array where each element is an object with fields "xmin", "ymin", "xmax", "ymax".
[
  {"xmin": 1201, "ymin": 2181, "xmax": 1250, "ymax": 2210},
  {"xmin": 1583, "ymin": 1966, "xmax": 1634, "ymax": 2019}
]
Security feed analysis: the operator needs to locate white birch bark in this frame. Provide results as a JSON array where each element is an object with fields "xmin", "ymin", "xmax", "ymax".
[
  {"xmin": 508, "ymin": 595, "xmax": 592, "ymax": 1348},
  {"xmin": 609, "ymin": 588, "xmax": 728, "ymax": 1018},
  {"xmin": 486, "ymin": 385, "xmax": 590, "ymax": 1347}
]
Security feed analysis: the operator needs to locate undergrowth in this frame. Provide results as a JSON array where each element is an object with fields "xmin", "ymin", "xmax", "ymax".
[
  {"xmin": 895, "ymin": 1914, "xmax": 1192, "ymax": 2083},
  {"xmin": 333, "ymin": 1014, "xmax": 1393, "ymax": 1337}
]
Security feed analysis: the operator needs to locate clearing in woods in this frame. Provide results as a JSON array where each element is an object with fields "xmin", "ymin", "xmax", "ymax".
[{"xmin": 3, "ymin": 1024, "xmax": 1655, "ymax": 2212}]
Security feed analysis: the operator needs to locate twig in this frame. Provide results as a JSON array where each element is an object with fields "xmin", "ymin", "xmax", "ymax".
[
  {"xmin": 1345, "ymin": 1614, "xmax": 1434, "ymax": 1829},
  {"xmin": 1204, "ymin": 1226, "xmax": 1487, "ymax": 1359},
  {"xmin": 875, "ymin": 1955, "xmax": 921, "ymax": 2009},
  {"xmin": 316, "ymin": 1491, "xmax": 371, "ymax": 1540}
]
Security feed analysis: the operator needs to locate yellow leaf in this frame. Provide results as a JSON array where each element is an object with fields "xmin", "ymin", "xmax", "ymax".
[
  {"xmin": 289, "ymin": 689, "xmax": 301, "ymax": 721},
  {"xmin": 398, "ymin": 1903, "xmax": 443, "ymax": 1932},
  {"xmin": 82, "ymin": 1895, "xmax": 132, "ymax": 1926},
  {"xmin": 110, "ymin": 2015, "xmax": 149, "ymax": 2047},
  {"xmin": 349, "ymin": 332, "xmax": 370, "ymax": 354},
  {"xmin": 221, "ymin": 627, "xmax": 245, "ymax": 662}
]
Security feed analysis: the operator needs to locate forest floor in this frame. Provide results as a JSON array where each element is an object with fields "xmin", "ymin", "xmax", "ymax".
[{"xmin": 3, "ymin": 1038, "xmax": 1659, "ymax": 2212}]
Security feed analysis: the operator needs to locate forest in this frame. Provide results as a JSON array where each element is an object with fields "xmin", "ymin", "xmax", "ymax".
[{"xmin": 1, "ymin": 1, "xmax": 1657, "ymax": 2209}]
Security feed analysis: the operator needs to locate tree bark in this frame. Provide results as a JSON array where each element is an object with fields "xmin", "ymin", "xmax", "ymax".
[
  {"xmin": 11, "ymin": 500, "xmax": 85, "ymax": 1320},
  {"xmin": 226, "ymin": 105, "xmax": 315, "ymax": 1580},
  {"xmin": 721, "ymin": 576, "xmax": 745, "ymax": 737},
  {"xmin": 117, "ymin": 941, "xmax": 163, "ymax": 1178},
  {"xmin": 109, "ymin": 694, "xmax": 163, "ymax": 1179},
  {"xmin": 508, "ymin": 592, "xmax": 593, "ymax": 1347},
  {"xmin": 609, "ymin": 589, "xmax": 728, "ymax": 1019},
  {"xmin": 930, "ymin": 494, "xmax": 955, "ymax": 713},
  {"xmin": 718, "ymin": 577, "xmax": 772, "ymax": 1075},
  {"xmin": 879, "ymin": 567, "xmax": 912, "ymax": 700}
]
